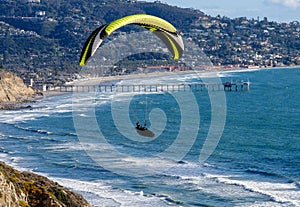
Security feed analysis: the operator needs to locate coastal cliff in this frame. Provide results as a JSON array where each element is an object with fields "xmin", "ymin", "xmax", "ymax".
[
  {"xmin": 0, "ymin": 70, "xmax": 40, "ymax": 110},
  {"xmin": 0, "ymin": 161, "xmax": 91, "ymax": 207}
]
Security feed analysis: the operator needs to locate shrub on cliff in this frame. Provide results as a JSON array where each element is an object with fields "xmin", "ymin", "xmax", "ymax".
[{"xmin": 0, "ymin": 161, "xmax": 91, "ymax": 207}]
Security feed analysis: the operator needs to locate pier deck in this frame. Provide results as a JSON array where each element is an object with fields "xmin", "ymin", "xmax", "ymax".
[{"xmin": 53, "ymin": 81, "xmax": 250, "ymax": 93}]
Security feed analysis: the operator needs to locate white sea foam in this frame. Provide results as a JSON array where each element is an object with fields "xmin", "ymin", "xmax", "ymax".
[
  {"xmin": 51, "ymin": 177, "xmax": 169, "ymax": 207},
  {"xmin": 78, "ymin": 113, "xmax": 89, "ymax": 117},
  {"xmin": 40, "ymin": 142, "xmax": 84, "ymax": 151},
  {"xmin": 161, "ymin": 162, "xmax": 300, "ymax": 206},
  {"xmin": 165, "ymin": 164, "xmax": 256, "ymax": 197},
  {"xmin": 55, "ymin": 103, "xmax": 74, "ymax": 108},
  {"xmin": 1, "ymin": 152, "xmax": 168, "ymax": 207},
  {"xmin": 0, "ymin": 154, "xmax": 32, "ymax": 173},
  {"xmin": 0, "ymin": 112, "xmax": 41, "ymax": 123},
  {"xmin": 204, "ymin": 173, "xmax": 300, "ymax": 206},
  {"xmin": 36, "ymin": 129, "xmax": 53, "ymax": 135},
  {"xmin": 0, "ymin": 151, "xmax": 168, "ymax": 206},
  {"xmin": 0, "ymin": 94, "xmax": 75, "ymax": 124},
  {"xmin": 238, "ymin": 202, "xmax": 293, "ymax": 207},
  {"xmin": 0, "ymin": 153, "xmax": 9, "ymax": 163}
]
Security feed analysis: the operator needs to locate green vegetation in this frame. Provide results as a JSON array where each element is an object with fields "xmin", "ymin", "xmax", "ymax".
[
  {"xmin": 0, "ymin": 161, "xmax": 91, "ymax": 207},
  {"xmin": 0, "ymin": 0, "xmax": 299, "ymax": 76}
]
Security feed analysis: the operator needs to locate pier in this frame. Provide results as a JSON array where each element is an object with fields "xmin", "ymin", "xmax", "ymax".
[{"xmin": 53, "ymin": 80, "xmax": 250, "ymax": 93}]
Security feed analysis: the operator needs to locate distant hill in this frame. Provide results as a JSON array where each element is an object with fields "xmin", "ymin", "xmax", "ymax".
[{"xmin": 0, "ymin": 0, "xmax": 299, "ymax": 75}]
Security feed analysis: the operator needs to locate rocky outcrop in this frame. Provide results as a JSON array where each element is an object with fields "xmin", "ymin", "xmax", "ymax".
[
  {"xmin": 0, "ymin": 162, "xmax": 91, "ymax": 207},
  {"xmin": 0, "ymin": 70, "xmax": 41, "ymax": 110}
]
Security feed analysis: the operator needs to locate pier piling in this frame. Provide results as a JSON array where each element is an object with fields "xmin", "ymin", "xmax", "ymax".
[{"xmin": 56, "ymin": 80, "xmax": 250, "ymax": 93}]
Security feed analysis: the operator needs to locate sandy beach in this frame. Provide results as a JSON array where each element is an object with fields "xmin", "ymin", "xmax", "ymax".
[
  {"xmin": 66, "ymin": 67, "xmax": 249, "ymax": 86},
  {"xmin": 68, "ymin": 70, "xmax": 201, "ymax": 86},
  {"xmin": 68, "ymin": 65, "xmax": 300, "ymax": 86}
]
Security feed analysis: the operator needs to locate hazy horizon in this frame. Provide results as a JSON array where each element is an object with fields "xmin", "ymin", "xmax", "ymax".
[{"xmin": 143, "ymin": 0, "xmax": 300, "ymax": 23}]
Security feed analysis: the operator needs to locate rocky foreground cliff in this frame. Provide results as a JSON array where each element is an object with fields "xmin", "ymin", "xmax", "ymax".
[
  {"xmin": 0, "ymin": 70, "xmax": 40, "ymax": 110},
  {"xmin": 0, "ymin": 161, "xmax": 91, "ymax": 207}
]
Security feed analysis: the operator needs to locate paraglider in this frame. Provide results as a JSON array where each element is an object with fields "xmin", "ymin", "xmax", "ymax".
[
  {"xmin": 134, "ymin": 96, "xmax": 155, "ymax": 138},
  {"xmin": 79, "ymin": 14, "xmax": 184, "ymax": 66},
  {"xmin": 79, "ymin": 14, "xmax": 185, "ymax": 138}
]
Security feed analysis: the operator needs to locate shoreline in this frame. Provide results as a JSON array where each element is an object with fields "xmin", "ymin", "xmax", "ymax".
[{"xmin": 37, "ymin": 65, "xmax": 300, "ymax": 99}]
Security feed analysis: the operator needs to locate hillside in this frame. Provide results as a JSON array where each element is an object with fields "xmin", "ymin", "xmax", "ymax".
[
  {"xmin": 0, "ymin": 161, "xmax": 91, "ymax": 207},
  {"xmin": 0, "ymin": 0, "xmax": 202, "ymax": 73},
  {"xmin": 0, "ymin": 0, "xmax": 299, "ymax": 76}
]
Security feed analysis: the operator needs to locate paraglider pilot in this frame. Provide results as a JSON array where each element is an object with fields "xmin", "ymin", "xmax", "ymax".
[
  {"xmin": 136, "ymin": 121, "xmax": 147, "ymax": 131},
  {"xmin": 136, "ymin": 121, "xmax": 141, "ymax": 129}
]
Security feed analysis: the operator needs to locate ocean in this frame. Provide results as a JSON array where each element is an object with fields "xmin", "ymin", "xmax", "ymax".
[{"xmin": 0, "ymin": 67, "xmax": 299, "ymax": 207}]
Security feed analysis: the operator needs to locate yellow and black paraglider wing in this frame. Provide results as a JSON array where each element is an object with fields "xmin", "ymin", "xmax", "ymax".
[
  {"xmin": 79, "ymin": 14, "xmax": 184, "ymax": 66},
  {"xmin": 79, "ymin": 25, "xmax": 107, "ymax": 66},
  {"xmin": 150, "ymin": 29, "xmax": 184, "ymax": 61}
]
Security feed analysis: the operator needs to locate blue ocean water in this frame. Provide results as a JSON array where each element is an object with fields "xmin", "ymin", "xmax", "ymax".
[{"xmin": 0, "ymin": 67, "xmax": 299, "ymax": 206}]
